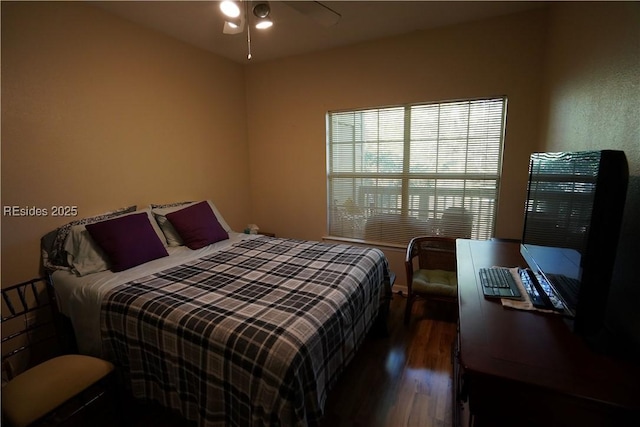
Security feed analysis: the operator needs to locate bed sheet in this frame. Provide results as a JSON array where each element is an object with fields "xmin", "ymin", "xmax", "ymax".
[{"xmin": 51, "ymin": 232, "xmax": 255, "ymax": 356}]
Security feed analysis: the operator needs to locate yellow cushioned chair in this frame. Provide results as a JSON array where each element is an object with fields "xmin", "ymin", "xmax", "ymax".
[
  {"xmin": 404, "ymin": 236, "xmax": 458, "ymax": 325},
  {"xmin": 1, "ymin": 277, "xmax": 116, "ymax": 427}
]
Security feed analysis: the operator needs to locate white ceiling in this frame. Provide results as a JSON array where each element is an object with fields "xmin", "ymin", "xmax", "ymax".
[{"xmin": 93, "ymin": 1, "xmax": 546, "ymax": 64}]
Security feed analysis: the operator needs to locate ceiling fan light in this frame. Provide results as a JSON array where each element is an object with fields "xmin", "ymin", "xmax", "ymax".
[
  {"xmin": 255, "ymin": 19, "xmax": 273, "ymax": 30},
  {"xmin": 220, "ymin": 1, "xmax": 240, "ymax": 18},
  {"xmin": 223, "ymin": 17, "xmax": 243, "ymax": 35}
]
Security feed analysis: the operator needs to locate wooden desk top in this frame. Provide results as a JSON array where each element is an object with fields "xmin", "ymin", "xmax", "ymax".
[{"xmin": 456, "ymin": 239, "xmax": 640, "ymax": 410}]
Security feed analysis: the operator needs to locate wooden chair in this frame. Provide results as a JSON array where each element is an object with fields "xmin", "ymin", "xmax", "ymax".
[
  {"xmin": 404, "ymin": 236, "xmax": 458, "ymax": 325},
  {"xmin": 1, "ymin": 277, "xmax": 116, "ymax": 427}
]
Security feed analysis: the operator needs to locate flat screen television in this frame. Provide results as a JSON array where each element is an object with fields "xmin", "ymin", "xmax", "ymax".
[{"xmin": 520, "ymin": 150, "xmax": 629, "ymax": 344}]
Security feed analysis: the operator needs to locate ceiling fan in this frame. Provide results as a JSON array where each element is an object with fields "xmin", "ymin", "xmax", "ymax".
[
  {"xmin": 219, "ymin": 1, "xmax": 341, "ymax": 47},
  {"xmin": 219, "ymin": 1, "xmax": 341, "ymax": 59}
]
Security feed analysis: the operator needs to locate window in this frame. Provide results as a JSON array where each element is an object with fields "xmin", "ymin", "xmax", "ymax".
[{"xmin": 327, "ymin": 97, "xmax": 506, "ymax": 246}]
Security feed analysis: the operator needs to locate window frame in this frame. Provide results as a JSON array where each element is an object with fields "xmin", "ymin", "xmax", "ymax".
[{"xmin": 326, "ymin": 96, "xmax": 507, "ymax": 247}]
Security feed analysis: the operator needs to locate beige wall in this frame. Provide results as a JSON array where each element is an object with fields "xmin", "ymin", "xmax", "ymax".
[
  {"xmin": 1, "ymin": 2, "xmax": 251, "ymax": 284},
  {"xmin": 245, "ymin": 9, "xmax": 549, "ymax": 285},
  {"xmin": 540, "ymin": 2, "xmax": 639, "ymax": 171},
  {"xmin": 538, "ymin": 1, "xmax": 640, "ymax": 349}
]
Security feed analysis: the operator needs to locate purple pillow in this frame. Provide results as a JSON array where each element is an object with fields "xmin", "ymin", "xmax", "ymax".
[
  {"xmin": 165, "ymin": 201, "xmax": 228, "ymax": 249},
  {"xmin": 86, "ymin": 212, "xmax": 169, "ymax": 272}
]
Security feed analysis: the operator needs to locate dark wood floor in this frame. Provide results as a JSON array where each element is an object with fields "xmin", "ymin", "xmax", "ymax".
[{"xmin": 125, "ymin": 292, "xmax": 458, "ymax": 427}]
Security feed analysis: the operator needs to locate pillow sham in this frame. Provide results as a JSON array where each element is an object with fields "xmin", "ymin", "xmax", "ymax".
[
  {"xmin": 64, "ymin": 209, "xmax": 167, "ymax": 276},
  {"xmin": 165, "ymin": 201, "xmax": 228, "ymax": 250},
  {"xmin": 86, "ymin": 212, "xmax": 169, "ymax": 272},
  {"xmin": 43, "ymin": 205, "xmax": 136, "ymax": 271},
  {"xmin": 64, "ymin": 226, "xmax": 110, "ymax": 276},
  {"xmin": 151, "ymin": 200, "xmax": 232, "ymax": 246}
]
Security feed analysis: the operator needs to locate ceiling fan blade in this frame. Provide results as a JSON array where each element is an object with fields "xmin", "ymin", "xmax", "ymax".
[{"xmin": 283, "ymin": 1, "xmax": 341, "ymax": 27}]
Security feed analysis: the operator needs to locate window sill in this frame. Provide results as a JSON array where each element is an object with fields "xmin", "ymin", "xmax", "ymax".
[{"xmin": 321, "ymin": 235, "xmax": 406, "ymax": 251}]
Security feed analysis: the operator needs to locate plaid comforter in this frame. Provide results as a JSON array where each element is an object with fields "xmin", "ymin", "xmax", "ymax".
[{"xmin": 101, "ymin": 237, "xmax": 389, "ymax": 426}]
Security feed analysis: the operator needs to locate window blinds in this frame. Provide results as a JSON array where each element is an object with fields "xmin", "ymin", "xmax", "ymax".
[{"xmin": 327, "ymin": 97, "xmax": 506, "ymax": 246}]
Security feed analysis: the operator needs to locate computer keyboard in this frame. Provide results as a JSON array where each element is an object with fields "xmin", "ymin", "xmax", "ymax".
[
  {"xmin": 519, "ymin": 268, "xmax": 566, "ymax": 312},
  {"xmin": 479, "ymin": 267, "xmax": 522, "ymax": 299},
  {"xmin": 546, "ymin": 273, "xmax": 579, "ymax": 309},
  {"xmin": 519, "ymin": 268, "xmax": 550, "ymax": 308}
]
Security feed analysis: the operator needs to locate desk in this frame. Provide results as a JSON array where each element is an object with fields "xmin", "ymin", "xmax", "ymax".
[{"xmin": 454, "ymin": 239, "xmax": 639, "ymax": 427}]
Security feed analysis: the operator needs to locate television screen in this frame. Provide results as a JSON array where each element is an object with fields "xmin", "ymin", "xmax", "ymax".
[{"xmin": 520, "ymin": 150, "xmax": 628, "ymax": 338}]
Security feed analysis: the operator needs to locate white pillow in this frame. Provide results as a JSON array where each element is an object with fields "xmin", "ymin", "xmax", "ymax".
[
  {"xmin": 44, "ymin": 205, "xmax": 136, "ymax": 271},
  {"xmin": 64, "ymin": 209, "xmax": 167, "ymax": 276},
  {"xmin": 64, "ymin": 225, "xmax": 110, "ymax": 276},
  {"xmin": 151, "ymin": 200, "xmax": 232, "ymax": 247}
]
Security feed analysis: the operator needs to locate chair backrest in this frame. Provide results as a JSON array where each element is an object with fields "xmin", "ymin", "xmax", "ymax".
[
  {"xmin": 1, "ymin": 277, "xmax": 62, "ymax": 381},
  {"xmin": 441, "ymin": 207, "xmax": 473, "ymax": 239},
  {"xmin": 408, "ymin": 236, "xmax": 457, "ymax": 272}
]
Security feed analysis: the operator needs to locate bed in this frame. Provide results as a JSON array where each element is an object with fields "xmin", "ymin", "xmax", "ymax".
[{"xmin": 44, "ymin": 201, "xmax": 391, "ymax": 426}]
